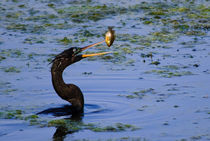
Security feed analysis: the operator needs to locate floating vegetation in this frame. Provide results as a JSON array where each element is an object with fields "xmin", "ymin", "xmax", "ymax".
[
  {"xmin": 141, "ymin": 53, "xmax": 153, "ymax": 59},
  {"xmin": 58, "ymin": 37, "xmax": 73, "ymax": 45},
  {"xmin": 162, "ymin": 65, "xmax": 180, "ymax": 70},
  {"xmin": 145, "ymin": 69, "xmax": 193, "ymax": 78},
  {"xmin": 6, "ymin": 23, "xmax": 27, "ymax": 31},
  {"xmin": 137, "ymin": 2, "xmax": 210, "ymax": 37},
  {"xmin": 3, "ymin": 88, "xmax": 18, "ymax": 94},
  {"xmin": 6, "ymin": 23, "xmax": 45, "ymax": 33},
  {"xmin": 0, "ymin": 109, "xmax": 139, "ymax": 133},
  {"xmin": 121, "ymin": 47, "xmax": 133, "ymax": 54},
  {"xmin": 75, "ymin": 29, "xmax": 95, "ymax": 38},
  {"xmin": 4, "ymin": 67, "xmax": 21, "ymax": 73},
  {"xmin": 119, "ymin": 88, "xmax": 156, "ymax": 99},
  {"xmin": 0, "ymin": 55, "xmax": 6, "ymax": 61},
  {"xmin": 55, "ymin": 5, "xmax": 127, "ymax": 23},
  {"xmin": 25, "ymin": 14, "xmax": 57, "ymax": 21},
  {"xmin": 89, "ymin": 123, "xmax": 140, "ymax": 132},
  {"xmin": 150, "ymin": 31, "xmax": 178, "ymax": 43},
  {"xmin": 0, "ymin": 49, "xmax": 23, "ymax": 58},
  {"xmin": 0, "ymin": 0, "xmax": 210, "ymax": 140},
  {"xmin": 150, "ymin": 61, "xmax": 160, "ymax": 65},
  {"xmin": 0, "ymin": 110, "xmax": 44, "ymax": 126},
  {"xmin": 0, "ymin": 110, "xmax": 23, "ymax": 120},
  {"xmin": 23, "ymin": 37, "xmax": 45, "ymax": 44},
  {"xmin": 48, "ymin": 119, "xmax": 139, "ymax": 132}
]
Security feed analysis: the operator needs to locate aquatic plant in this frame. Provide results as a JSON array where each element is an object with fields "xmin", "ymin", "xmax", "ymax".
[
  {"xmin": 48, "ymin": 119, "xmax": 139, "ymax": 132},
  {"xmin": 4, "ymin": 67, "xmax": 20, "ymax": 73},
  {"xmin": 119, "ymin": 88, "xmax": 156, "ymax": 99},
  {"xmin": 58, "ymin": 37, "xmax": 73, "ymax": 45},
  {"xmin": 145, "ymin": 69, "xmax": 193, "ymax": 78}
]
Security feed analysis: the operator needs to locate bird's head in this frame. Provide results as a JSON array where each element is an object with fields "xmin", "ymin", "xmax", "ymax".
[{"xmin": 51, "ymin": 40, "xmax": 110, "ymax": 72}]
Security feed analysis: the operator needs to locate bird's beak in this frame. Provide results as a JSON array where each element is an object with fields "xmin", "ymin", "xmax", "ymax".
[
  {"xmin": 81, "ymin": 40, "xmax": 105, "ymax": 51},
  {"xmin": 82, "ymin": 52, "xmax": 111, "ymax": 58},
  {"xmin": 80, "ymin": 40, "xmax": 111, "ymax": 58}
]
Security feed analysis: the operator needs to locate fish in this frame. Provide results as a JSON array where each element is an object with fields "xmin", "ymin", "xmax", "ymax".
[{"xmin": 105, "ymin": 27, "xmax": 115, "ymax": 47}]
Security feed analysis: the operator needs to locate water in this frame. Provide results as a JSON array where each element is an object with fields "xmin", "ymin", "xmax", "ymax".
[{"xmin": 0, "ymin": 0, "xmax": 210, "ymax": 141}]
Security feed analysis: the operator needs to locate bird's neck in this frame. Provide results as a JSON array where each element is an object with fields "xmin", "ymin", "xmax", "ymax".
[
  {"xmin": 51, "ymin": 62, "xmax": 84, "ymax": 114},
  {"xmin": 51, "ymin": 69, "xmax": 66, "ymax": 96}
]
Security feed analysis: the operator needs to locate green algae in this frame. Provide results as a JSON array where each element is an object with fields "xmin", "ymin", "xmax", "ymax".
[
  {"xmin": 48, "ymin": 119, "xmax": 69, "ymax": 127},
  {"xmin": 4, "ymin": 67, "xmax": 20, "ymax": 73},
  {"xmin": 136, "ymin": 1, "xmax": 210, "ymax": 38},
  {"xmin": 0, "ymin": 109, "xmax": 44, "ymax": 126},
  {"xmin": 6, "ymin": 12, "xmax": 22, "ymax": 19},
  {"xmin": 74, "ymin": 30, "xmax": 95, "ymax": 37},
  {"xmin": 0, "ymin": 110, "xmax": 23, "ymax": 119},
  {"xmin": 18, "ymin": 4, "xmax": 25, "ymax": 8},
  {"xmin": 90, "ymin": 123, "xmax": 139, "ymax": 132},
  {"xmin": 24, "ymin": 115, "xmax": 38, "ymax": 120},
  {"xmin": 0, "ymin": 0, "xmax": 210, "ymax": 140},
  {"xmin": 150, "ymin": 61, "xmax": 160, "ymax": 65},
  {"xmin": 6, "ymin": 23, "xmax": 46, "ymax": 33},
  {"xmin": 25, "ymin": 14, "xmax": 57, "ymax": 21},
  {"xmin": 141, "ymin": 53, "xmax": 153, "ymax": 59},
  {"xmin": 25, "ymin": 115, "xmax": 40, "ymax": 125},
  {"xmin": 55, "ymin": 4, "xmax": 127, "ymax": 23},
  {"xmin": 23, "ymin": 37, "xmax": 45, "ymax": 44},
  {"xmin": 119, "ymin": 88, "xmax": 156, "ymax": 99},
  {"xmin": 0, "ymin": 49, "xmax": 23, "ymax": 58},
  {"xmin": 135, "ymin": 88, "xmax": 156, "ymax": 94},
  {"xmin": 48, "ymin": 119, "xmax": 139, "ymax": 132},
  {"xmin": 118, "ymin": 30, "xmax": 177, "ymax": 48},
  {"xmin": 117, "ymin": 34, "xmax": 152, "ymax": 46},
  {"xmin": 6, "ymin": 23, "xmax": 27, "ymax": 31},
  {"xmin": 3, "ymin": 88, "xmax": 18, "ymax": 94},
  {"xmin": 58, "ymin": 37, "xmax": 73, "ymax": 45},
  {"xmin": 121, "ymin": 48, "xmax": 133, "ymax": 54},
  {"xmin": 145, "ymin": 69, "xmax": 193, "ymax": 78},
  {"xmin": 0, "ymin": 56, "xmax": 6, "ymax": 61},
  {"xmin": 150, "ymin": 31, "xmax": 178, "ymax": 43},
  {"xmin": 162, "ymin": 65, "xmax": 180, "ymax": 70}
]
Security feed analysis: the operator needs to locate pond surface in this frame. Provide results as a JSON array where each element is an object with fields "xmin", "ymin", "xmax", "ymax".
[{"xmin": 0, "ymin": 0, "xmax": 210, "ymax": 141}]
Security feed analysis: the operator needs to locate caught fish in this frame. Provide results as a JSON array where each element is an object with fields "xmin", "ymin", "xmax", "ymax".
[{"xmin": 105, "ymin": 27, "xmax": 115, "ymax": 47}]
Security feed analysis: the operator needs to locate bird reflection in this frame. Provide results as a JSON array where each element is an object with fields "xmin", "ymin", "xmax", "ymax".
[{"xmin": 52, "ymin": 114, "xmax": 83, "ymax": 141}]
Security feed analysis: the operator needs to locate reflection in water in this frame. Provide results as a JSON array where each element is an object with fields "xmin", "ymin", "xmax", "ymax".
[
  {"xmin": 53, "ymin": 126, "xmax": 69, "ymax": 141},
  {"xmin": 37, "ymin": 105, "xmax": 81, "ymax": 117},
  {"xmin": 38, "ymin": 104, "xmax": 108, "ymax": 141},
  {"xmin": 53, "ymin": 114, "xmax": 83, "ymax": 141},
  {"xmin": 37, "ymin": 105, "xmax": 84, "ymax": 141}
]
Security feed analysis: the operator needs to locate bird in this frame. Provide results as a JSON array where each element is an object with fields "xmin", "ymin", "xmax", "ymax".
[{"xmin": 38, "ymin": 40, "xmax": 110, "ymax": 116}]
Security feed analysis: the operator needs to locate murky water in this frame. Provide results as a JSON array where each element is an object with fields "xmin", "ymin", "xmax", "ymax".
[{"xmin": 0, "ymin": 0, "xmax": 210, "ymax": 141}]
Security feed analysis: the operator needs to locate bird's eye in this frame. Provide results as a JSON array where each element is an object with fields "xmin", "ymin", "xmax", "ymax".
[{"xmin": 73, "ymin": 48, "xmax": 77, "ymax": 53}]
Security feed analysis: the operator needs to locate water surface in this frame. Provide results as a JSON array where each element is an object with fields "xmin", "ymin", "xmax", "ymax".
[{"xmin": 0, "ymin": 0, "xmax": 210, "ymax": 141}]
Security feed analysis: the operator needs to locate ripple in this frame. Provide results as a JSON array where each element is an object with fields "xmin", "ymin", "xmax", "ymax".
[
  {"xmin": 83, "ymin": 92, "xmax": 140, "ymax": 123},
  {"xmin": 84, "ymin": 104, "xmax": 109, "ymax": 114}
]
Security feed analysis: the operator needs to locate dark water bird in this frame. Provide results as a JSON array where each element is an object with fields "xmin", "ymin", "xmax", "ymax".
[
  {"xmin": 38, "ymin": 40, "xmax": 110, "ymax": 116},
  {"xmin": 38, "ymin": 28, "xmax": 115, "ymax": 117}
]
